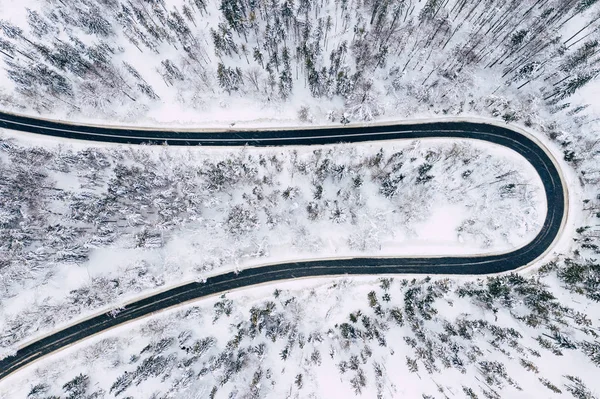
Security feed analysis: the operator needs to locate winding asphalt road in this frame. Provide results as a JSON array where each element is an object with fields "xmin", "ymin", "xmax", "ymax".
[{"xmin": 0, "ymin": 111, "xmax": 566, "ymax": 382}]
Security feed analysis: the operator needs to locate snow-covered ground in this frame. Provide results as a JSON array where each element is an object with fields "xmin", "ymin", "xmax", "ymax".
[
  {"xmin": 1, "ymin": 0, "xmax": 600, "ymax": 396},
  {"xmin": 0, "ymin": 129, "xmax": 545, "ymax": 356},
  {"xmin": 0, "ymin": 0, "xmax": 598, "ymax": 131},
  {"xmin": 2, "ymin": 272, "xmax": 599, "ymax": 399}
]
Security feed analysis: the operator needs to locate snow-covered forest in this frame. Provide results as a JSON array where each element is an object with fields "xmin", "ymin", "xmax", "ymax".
[
  {"xmin": 0, "ymin": 0, "xmax": 599, "ymax": 127},
  {"xmin": 2, "ymin": 267, "xmax": 600, "ymax": 399},
  {"xmin": 0, "ymin": 132, "xmax": 544, "ymax": 358},
  {"xmin": 1, "ymin": 0, "xmax": 600, "ymax": 397}
]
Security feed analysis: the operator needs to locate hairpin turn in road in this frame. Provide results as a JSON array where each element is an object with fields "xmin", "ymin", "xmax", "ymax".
[{"xmin": 0, "ymin": 112, "xmax": 567, "ymax": 383}]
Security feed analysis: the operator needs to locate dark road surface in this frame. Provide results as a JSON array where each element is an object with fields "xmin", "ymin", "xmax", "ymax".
[{"xmin": 0, "ymin": 112, "xmax": 566, "ymax": 382}]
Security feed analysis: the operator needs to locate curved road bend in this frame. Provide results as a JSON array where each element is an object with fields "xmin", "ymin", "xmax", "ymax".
[{"xmin": 0, "ymin": 112, "xmax": 566, "ymax": 382}]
